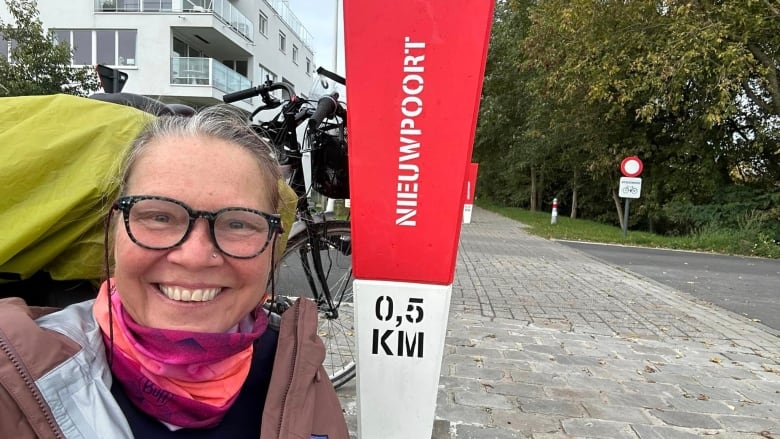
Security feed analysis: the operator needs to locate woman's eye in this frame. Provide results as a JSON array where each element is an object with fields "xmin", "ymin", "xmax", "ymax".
[
  {"xmin": 228, "ymin": 221, "xmax": 248, "ymax": 230},
  {"xmin": 151, "ymin": 213, "xmax": 171, "ymax": 223}
]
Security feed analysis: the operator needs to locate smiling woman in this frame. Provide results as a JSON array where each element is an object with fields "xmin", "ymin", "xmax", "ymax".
[{"xmin": 0, "ymin": 104, "xmax": 348, "ymax": 439}]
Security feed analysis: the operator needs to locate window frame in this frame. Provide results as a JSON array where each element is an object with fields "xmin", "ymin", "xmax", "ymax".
[
  {"xmin": 278, "ymin": 31, "xmax": 286, "ymax": 53},
  {"xmin": 54, "ymin": 29, "xmax": 137, "ymax": 67},
  {"xmin": 258, "ymin": 11, "xmax": 268, "ymax": 36}
]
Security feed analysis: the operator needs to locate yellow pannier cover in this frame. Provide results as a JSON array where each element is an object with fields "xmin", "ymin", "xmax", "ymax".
[
  {"xmin": 0, "ymin": 94, "xmax": 297, "ymax": 286},
  {"xmin": 0, "ymin": 94, "xmax": 152, "ymax": 283}
]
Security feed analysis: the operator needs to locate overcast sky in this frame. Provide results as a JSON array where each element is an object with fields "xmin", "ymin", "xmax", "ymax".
[{"xmin": 286, "ymin": 0, "xmax": 345, "ymax": 74}]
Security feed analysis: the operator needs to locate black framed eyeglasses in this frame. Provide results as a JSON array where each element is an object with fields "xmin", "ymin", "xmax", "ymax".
[{"xmin": 113, "ymin": 195, "xmax": 282, "ymax": 259}]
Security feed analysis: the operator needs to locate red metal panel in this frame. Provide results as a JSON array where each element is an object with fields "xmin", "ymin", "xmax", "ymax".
[{"xmin": 344, "ymin": 0, "xmax": 494, "ymax": 285}]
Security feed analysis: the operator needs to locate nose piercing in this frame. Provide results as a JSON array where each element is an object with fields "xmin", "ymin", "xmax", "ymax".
[{"xmin": 211, "ymin": 252, "xmax": 219, "ymax": 259}]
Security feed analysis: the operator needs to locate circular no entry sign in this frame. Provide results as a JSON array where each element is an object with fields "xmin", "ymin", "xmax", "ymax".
[{"xmin": 620, "ymin": 156, "xmax": 643, "ymax": 177}]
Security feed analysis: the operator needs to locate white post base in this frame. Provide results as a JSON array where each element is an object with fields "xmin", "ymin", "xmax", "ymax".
[
  {"xmin": 463, "ymin": 203, "xmax": 473, "ymax": 224},
  {"xmin": 353, "ymin": 279, "xmax": 452, "ymax": 439}
]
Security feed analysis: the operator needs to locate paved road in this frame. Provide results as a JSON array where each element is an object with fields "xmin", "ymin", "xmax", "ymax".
[
  {"xmin": 336, "ymin": 207, "xmax": 780, "ymax": 438},
  {"xmin": 556, "ymin": 241, "xmax": 780, "ymax": 331}
]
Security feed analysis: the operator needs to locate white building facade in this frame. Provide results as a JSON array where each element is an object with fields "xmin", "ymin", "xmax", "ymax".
[{"xmin": 2, "ymin": 0, "xmax": 316, "ymax": 111}]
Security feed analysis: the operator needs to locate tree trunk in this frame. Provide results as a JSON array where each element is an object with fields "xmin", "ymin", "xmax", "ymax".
[
  {"xmin": 612, "ymin": 188, "xmax": 624, "ymax": 229},
  {"xmin": 536, "ymin": 174, "xmax": 543, "ymax": 212},
  {"xmin": 570, "ymin": 169, "xmax": 579, "ymax": 219},
  {"xmin": 530, "ymin": 168, "xmax": 537, "ymax": 211}
]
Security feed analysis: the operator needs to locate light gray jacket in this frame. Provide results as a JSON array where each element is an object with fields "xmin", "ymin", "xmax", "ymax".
[{"xmin": 0, "ymin": 297, "xmax": 348, "ymax": 439}]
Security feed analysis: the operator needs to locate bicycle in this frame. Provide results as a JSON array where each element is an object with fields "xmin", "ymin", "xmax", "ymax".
[{"xmin": 223, "ymin": 68, "xmax": 356, "ymax": 388}]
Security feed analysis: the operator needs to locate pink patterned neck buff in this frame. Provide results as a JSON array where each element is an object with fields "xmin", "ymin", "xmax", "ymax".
[{"xmin": 93, "ymin": 281, "xmax": 268, "ymax": 428}]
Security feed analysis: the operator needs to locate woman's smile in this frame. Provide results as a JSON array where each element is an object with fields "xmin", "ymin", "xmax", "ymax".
[{"xmin": 158, "ymin": 284, "xmax": 223, "ymax": 302}]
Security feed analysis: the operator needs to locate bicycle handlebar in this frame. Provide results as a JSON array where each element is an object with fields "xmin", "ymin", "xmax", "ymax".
[
  {"xmin": 222, "ymin": 81, "xmax": 297, "ymax": 104},
  {"xmin": 308, "ymin": 92, "xmax": 340, "ymax": 129},
  {"xmin": 315, "ymin": 66, "xmax": 346, "ymax": 86}
]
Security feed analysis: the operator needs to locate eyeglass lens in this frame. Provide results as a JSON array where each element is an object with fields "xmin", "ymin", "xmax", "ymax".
[{"xmin": 126, "ymin": 198, "xmax": 272, "ymax": 257}]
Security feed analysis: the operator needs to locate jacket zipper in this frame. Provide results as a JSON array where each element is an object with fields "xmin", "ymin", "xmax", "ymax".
[
  {"xmin": 0, "ymin": 333, "xmax": 64, "ymax": 439},
  {"xmin": 276, "ymin": 301, "xmax": 300, "ymax": 437}
]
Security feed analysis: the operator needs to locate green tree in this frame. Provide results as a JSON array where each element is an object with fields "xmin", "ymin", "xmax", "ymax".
[
  {"xmin": 522, "ymin": 0, "xmax": 779, "ymax": 184},
  {"xmin": 0, "ymin": 0, "xmax": 98, "ymax": 96}
]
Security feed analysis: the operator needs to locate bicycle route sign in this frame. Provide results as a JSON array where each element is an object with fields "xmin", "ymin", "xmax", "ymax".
[{"xmin": 619, "ymin": 177, "xmax": 642, "ymax": 199}]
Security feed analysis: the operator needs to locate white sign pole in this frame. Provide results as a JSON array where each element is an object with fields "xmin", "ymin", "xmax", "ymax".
[
  {"xmin": 354, "ymin": 279, "xmax": 452, "ymax": 438},
  {"xmin": 463, "ymin": 180, "xmax": 474, "ymax": 224}
]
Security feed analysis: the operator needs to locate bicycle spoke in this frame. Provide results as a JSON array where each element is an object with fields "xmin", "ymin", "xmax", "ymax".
[{"xmin": 273, "ymin": 221, "xmax": 356, "ymax": 388}]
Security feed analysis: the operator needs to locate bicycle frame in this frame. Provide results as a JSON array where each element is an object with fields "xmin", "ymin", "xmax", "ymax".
[
  {"xmin": 281, "ymin": 148, "xmax": 344, "ymax": 319},
  {"xmin": 225, "ymin": 71, "xmax": 355, "ymax": 386},
  {"xmin": 251, "ymin": 103, "xmax": 345, "ymax": 322}
]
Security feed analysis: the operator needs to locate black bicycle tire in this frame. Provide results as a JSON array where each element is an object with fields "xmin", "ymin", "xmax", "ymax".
[{"xmin": 274, "ymin": 220, "xmax": 356, "ymax": 388}]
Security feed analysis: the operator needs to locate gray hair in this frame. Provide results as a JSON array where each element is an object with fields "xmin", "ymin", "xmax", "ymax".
[{"xmin": 118, "ymin": 104, "xmax": 282, "ymax": 212}]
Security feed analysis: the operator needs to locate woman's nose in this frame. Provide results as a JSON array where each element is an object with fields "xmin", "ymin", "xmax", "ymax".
[{"xmin": 169, "ymin": 218, "xmax": 221, "ymax": 263}]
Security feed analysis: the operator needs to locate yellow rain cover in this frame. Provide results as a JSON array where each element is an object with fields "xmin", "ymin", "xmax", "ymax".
[{"xmin": 0, "ymin": 94, "xmax": 151, "ymax": 283}]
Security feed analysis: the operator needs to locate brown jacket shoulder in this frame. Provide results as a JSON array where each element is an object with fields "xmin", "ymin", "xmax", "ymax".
[
  {"xmin": 262, "ymin": 297, "xmax": 350, "ymax": 439},
  {"xmin": 0, "ymin": 298, "xmax": 79, "ymax": 438}
]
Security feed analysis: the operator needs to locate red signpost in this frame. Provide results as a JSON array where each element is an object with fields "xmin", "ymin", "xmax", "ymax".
[
  {"xmin": 343, "ymin": 1, "xmax": 495, "ymax": 437},
  {"xmin": 463, "ymin": 163, "xmax": 479, "ymax": 224},
  {"xmin": 619, "ymin": 156, "xmax": 644, "ymax": 236}
]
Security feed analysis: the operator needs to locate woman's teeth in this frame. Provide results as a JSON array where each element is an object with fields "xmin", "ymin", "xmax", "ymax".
[{"xmin": 159, "ymin": 285, "xmax": 222, "ymax": 302}]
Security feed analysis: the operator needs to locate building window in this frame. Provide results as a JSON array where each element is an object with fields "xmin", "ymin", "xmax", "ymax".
[
  {"xmin": 258, "ymin": 11, "xmax": 268, "ymax": 36},
  {"xmin": 72, "ymin": 30, "xmax": 92, "ymax": 65},
  {"xmin": 292, "ymin": 44, "xmax": 299, "ymax": 64},
  {"xmin": 281, "ymin": 77, "xmax": 294, "ymax": 93},
  {"xmin": 54, "ymin": 29, "xmax": 137, "ymax": 66},
  {"xmin": 278, "ymin": 31, "xmax": 286, "ymax": 53},
  {"xmin": 306, "ymin": 57, "xmax": 311, "ymax": 75},
  {"xmin": 117, "ymin": 30, "xmax": 137, "ymax": 65},
  {"xmin": 222, "ymin": 59, "xmax": 248, "ymax": 77},
  {"xmin": 258, "ymin": 64, "xmax": 277, "ymax": 83},
  {"xmin": 96, "ymin": 30, "xmax": 116, "ymax": 65},
  {"xmin": 173, "ymin": 37, "xmax": 202, "ymax": 58}
]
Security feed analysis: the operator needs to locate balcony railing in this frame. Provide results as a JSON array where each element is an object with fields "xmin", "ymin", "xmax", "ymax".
[
  {"xmin": 171, "ymin": 57, "xmax": 251, "ymax": 96},
  {"xmin": 268, "ymin": 0, "xmax": 313, "ymax": 50},
  {"xmin": 96, "ymin": 0, "xmax": 254, "ymax": 42}
]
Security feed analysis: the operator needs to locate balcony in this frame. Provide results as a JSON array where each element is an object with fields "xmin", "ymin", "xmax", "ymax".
[
  {"xmin": 171, "ymin": 57, "xmax": 251, "ymax": 96},
  {"xmin": 268, "ymin": 0, "xmax": 313, "ymax": 51},
  {"xmin": 95, "ymin": 0, "xmax": 254, "ymax": 42}
]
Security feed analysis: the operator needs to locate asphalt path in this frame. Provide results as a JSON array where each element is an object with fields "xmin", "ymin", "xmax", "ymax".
[{"xmin": 556, "ymin": 240, "xmax": 780, "ymax": 332}]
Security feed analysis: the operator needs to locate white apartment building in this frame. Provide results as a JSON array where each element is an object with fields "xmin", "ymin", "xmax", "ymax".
[{"xmin": 2, "ymin": 0, "xmax": 316, "ymax": 112}]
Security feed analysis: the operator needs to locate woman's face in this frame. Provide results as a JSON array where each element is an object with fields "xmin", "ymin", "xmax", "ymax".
[{"xmin": 114, "ymin": 134, "xmax": 274, "ymax": 333}]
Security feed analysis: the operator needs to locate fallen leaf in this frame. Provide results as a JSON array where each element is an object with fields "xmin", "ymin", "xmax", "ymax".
[
  {"xmin": 697, "ymin": 394, "xmax": 710, "ymax": 401},
  {"xmin": 710, "ymin": 357, "xmax": 722, "ymax": 364},
  {"xmin": 761, "ymin": 365, "xmax": 780, "ymax": 374}
]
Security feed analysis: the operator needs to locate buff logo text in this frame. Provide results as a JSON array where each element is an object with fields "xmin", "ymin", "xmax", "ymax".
[
  {"xmin": 396, "ymin": 36, "xmax": 426, "ymax": 226},
  {"xmin": 141, "ymin": 378, "xmax": 174, "ymax": 406}
]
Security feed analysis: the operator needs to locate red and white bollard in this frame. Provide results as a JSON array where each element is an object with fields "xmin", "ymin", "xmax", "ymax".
[
  {"xmin": 344, "ymin": 1, "xmax": 495, "ymax": 437},
  {"xmin": 551, "ymin": 197, "xmax": 558, "ymax": 224}
]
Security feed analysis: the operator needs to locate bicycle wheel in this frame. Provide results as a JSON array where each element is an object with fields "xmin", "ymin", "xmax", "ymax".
[{"xmin": 273, "ymin": 220, "xmax": 356, "ymax": 388}]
